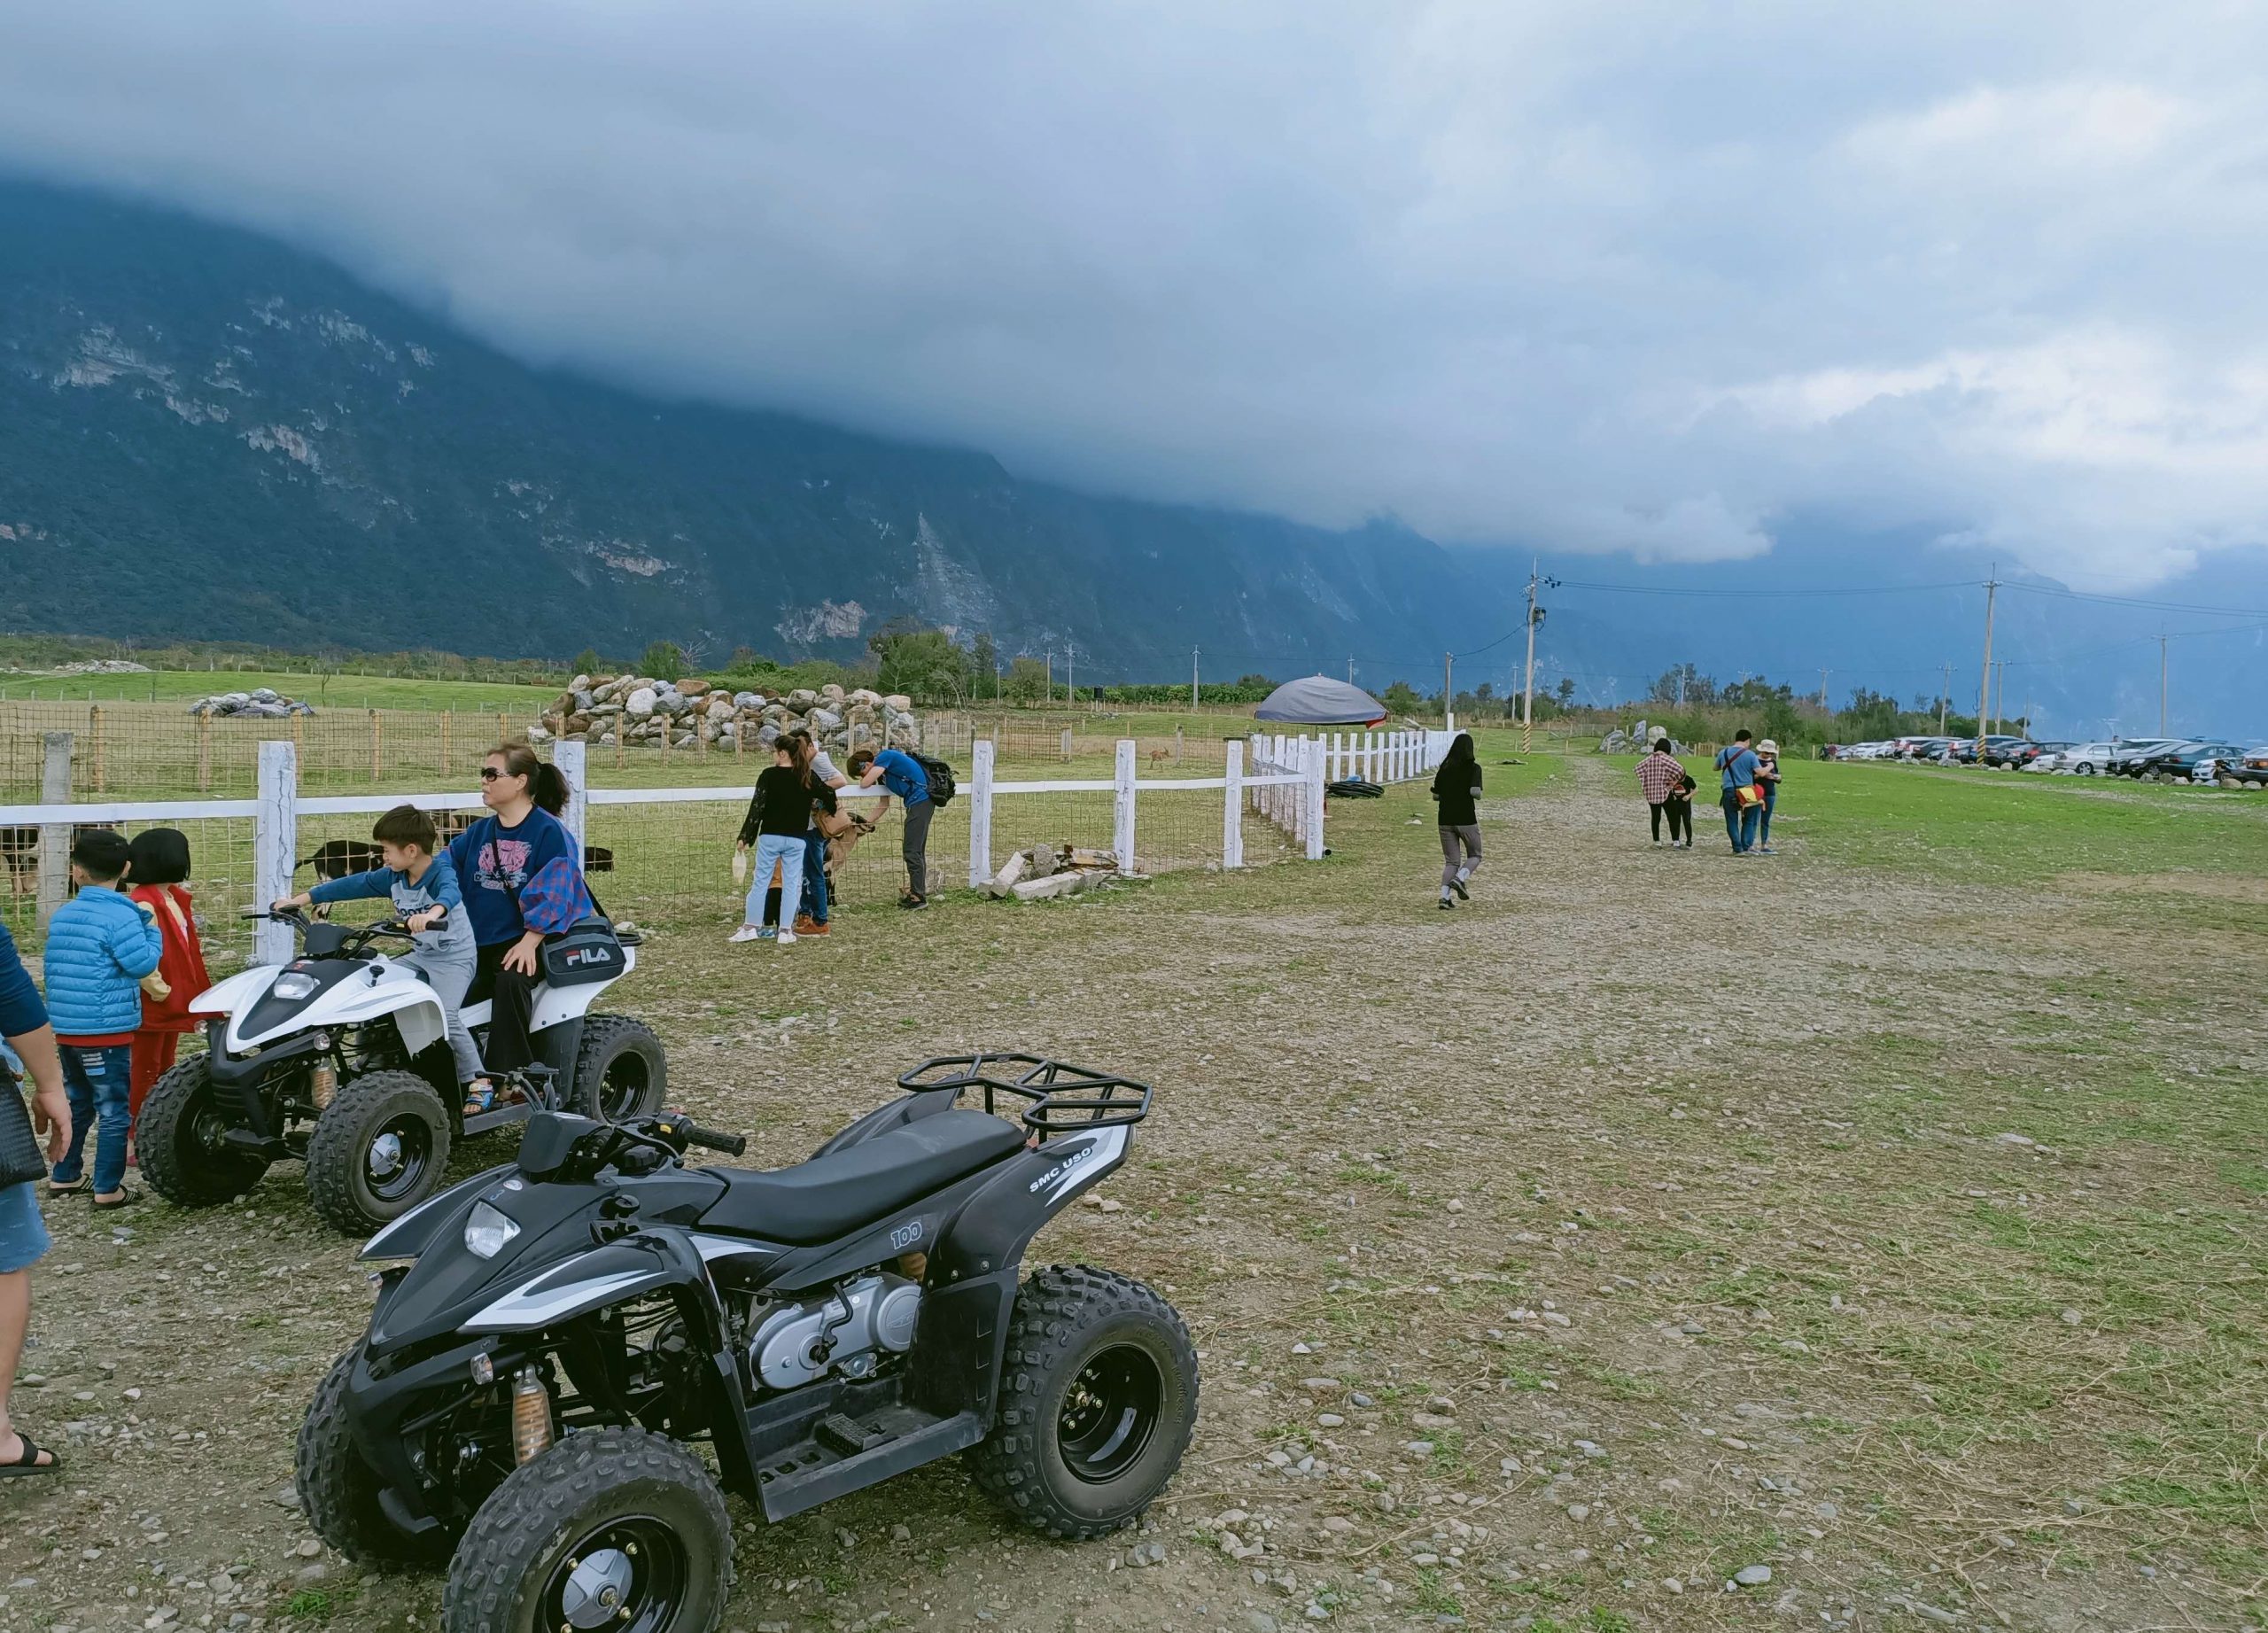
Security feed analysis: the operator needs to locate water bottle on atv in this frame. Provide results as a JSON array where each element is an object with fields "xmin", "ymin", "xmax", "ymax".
[
  {"xmin": 137, "ymin": 905, "xmax": 666, "ymax": 1233},
  {"xmin": 295, "ymin": 1054, "xmax": 1198, "ymax": 1633}
]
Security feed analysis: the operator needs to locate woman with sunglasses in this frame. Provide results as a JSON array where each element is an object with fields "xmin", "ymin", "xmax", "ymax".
[{"xmin": 445, "ymin": 742, "xmax": 591, "ymax": 1109}]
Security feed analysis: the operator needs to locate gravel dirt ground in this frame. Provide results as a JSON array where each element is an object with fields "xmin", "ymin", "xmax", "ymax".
[{"xmin": 4, "ymin": 750, "xmax": 2264, "ymax": 1633}]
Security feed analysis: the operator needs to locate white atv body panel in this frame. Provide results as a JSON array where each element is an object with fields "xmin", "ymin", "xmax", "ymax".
[
  {"xmin": 457, "ymin": 943, "xmax": 634, "ymax": 1034},
  {"xmin": 191, "ymin": 956, "xmax": 448, "ymax": 1058}
]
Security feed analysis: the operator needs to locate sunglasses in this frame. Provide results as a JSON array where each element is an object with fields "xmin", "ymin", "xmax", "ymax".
[{"xmin": 479, "ymin": 766, "xmax": 515, "ymax": 782}]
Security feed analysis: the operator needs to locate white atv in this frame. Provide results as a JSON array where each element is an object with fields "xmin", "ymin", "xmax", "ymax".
[{"xmin": 139, "ymin": 906, "xmax": 665, "ymax": 1234}]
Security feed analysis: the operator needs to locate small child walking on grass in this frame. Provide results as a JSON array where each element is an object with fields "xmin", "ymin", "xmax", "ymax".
[
  {"xmin": 44, "ymin": 830, "xmax": 162, "ymax": 1209},
  {"xmin": 1429, "ymin": 732, "xmax": 1482, "ymax": 910},
  {"xmin": 275, "ymin": 805, "xmax": 485, "ymax": 1107}
]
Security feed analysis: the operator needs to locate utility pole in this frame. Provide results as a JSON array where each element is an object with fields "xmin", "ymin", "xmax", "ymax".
[
  {"xmin": 1974, "ymin": 567, "xmax": 1998, "ymax": 758},
  {"xmin": 1818, "ymin": 668, "xmax": 1831, "ymax": 710},
  {"xmin": 1443, "ymin": 651, "xmax": 1454, "ymax": 730},
  {"xmin": 1347, "ymin": 655, "xmax": 1354, "ymax": 685},
  {"xmin": 1066, "ymin": 642, "xmax": 1076, "ymax": 707},
  {"xmin": 2159, "ymin": 634, "xmax": 2168, "ymax": 735},
  {"xmin": 1191, "ymin": 645, "xmax": 1200, "ymax": 710},
  {"xmin": 1045, "ymin": 648, "xmax": 1053, "ymax": 705},
  {"xmin": 1675, "ymin": 666, "xmax": 1685, "ymax": 708},
  {"xmin": 1520, "ymin": 558, "xmax": 1540, "ymax": 753},
  {"xmin": 1939, "ymin": 663, "xmax": 1952, "ymax": 735}
]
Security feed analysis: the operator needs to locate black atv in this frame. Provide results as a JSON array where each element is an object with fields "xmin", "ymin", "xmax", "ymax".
[{"xmin": 295, "ymin": 1054, "xmax": 1196, "ymax": 1633}]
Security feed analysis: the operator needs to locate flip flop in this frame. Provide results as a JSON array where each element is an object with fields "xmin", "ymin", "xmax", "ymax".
[
  {"xmin": 44, "ymin": 1178, "xmax": 86, "ymax": 1197},
  {"xmin": 0, "ymin": 1432, "xmax": 61, "ymax": 1477},
  {"xmin": 91, "ymin": 1187, "xmax": 141, "ymax": 1211}
]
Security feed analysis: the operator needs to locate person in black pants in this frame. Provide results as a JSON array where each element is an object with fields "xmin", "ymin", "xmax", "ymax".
[
  {"xmin": 1636, "ymin": 738, "xmax": 1693, "ymax": 848},
  {"xmin": 447, "ymin": 743, "xmax": 593, "ymax": 1109}
]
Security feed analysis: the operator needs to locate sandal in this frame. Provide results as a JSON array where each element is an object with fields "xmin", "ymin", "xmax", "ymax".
[
  {"xmin": 44, "ymin": 1177, "xmax": 86, "ymax": 1197},
  {"xmin": 0, "ymin": 1432, "xmax": 60, "ymax": 1478},
  {"xmin": 92, "ymin": 1187, "xmax": 141, "ymax": 1210},
  {"xmin": 462, "ymin": 1082, "xmax": 497, "ymax": 1116}
]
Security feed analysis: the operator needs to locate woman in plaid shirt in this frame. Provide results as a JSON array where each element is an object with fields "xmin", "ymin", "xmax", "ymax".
[{"xmin": 1635, "ymin": 738, "xmax": 1692, "ymax": 847}]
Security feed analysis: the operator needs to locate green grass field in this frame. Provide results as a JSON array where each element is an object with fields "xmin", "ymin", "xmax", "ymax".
[{"xmin": 0, "ymin": 668, "xmax": 557, "ymax": 710}]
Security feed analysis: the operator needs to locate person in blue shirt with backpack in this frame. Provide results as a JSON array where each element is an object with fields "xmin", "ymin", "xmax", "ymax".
[
  {"xmin": 850, "ymin": 747, "xmax": 933, "ymax": 910},
  {"xmin": 1713, "ymin": 729, "xmax": 1764, "ymax": 856}
]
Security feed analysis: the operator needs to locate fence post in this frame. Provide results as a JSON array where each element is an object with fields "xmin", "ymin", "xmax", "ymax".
[
  {"xmin": 1305, "ymin": 739, "xmax": 1326, "ymax": 859},
  {"xmin": 1223, "ymin": 740, "xmax": 1245, "ymax": 867},
  {"xmin": 440, "ymin": 712, "xmax": 452, "ymax": 776},
  {"xmin": 369, "ymin": 709, "xmax": 381, "ymax": 784},
  {"xmin": 35, "ymin": 732, "xmax": 73, "ymax": 934},
  {"xmin": 89, "ymin": 705, "xmax": 105, "ymax": 794},
  {"xmin": 197, "ymin": 710, "xmax": 214, "ymax": 793},
  {"xmin": 1114, "ymin": 739, "xmax": 1138, "ymax": 869},
  {"xmin": 1174, "ymin": 724, "xmax": 1184, "ymax": 765},
  {"xmin": 497, "ymin": 711, "xmax": 509, "ymax": 749},
  {"xmin": 1060, "ymin": 727, "xmax": 1072, "ymax": 764},
  {"xmin": 555, "ymin": 739, "xmax": 588, "ymax": 852},
  {"xmin": 967, "ymin": 738, "xmax": 995, "ymax": 889},
  {"xmin": 254, "ymin": 740, "xmax": 298, "ymax": 967}
]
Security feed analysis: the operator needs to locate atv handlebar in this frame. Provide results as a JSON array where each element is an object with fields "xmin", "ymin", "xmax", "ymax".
[{"xmin": 674, "ymin": 1121, "xmax": 747, "ymax": 1157}]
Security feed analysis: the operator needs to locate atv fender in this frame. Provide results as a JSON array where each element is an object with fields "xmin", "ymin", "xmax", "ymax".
[
  {"xmin": 359, "ymin": 1164, "xmax": 514, "ymax": 1264},
  {"xmin": 910, "ymin": 1124, "xmax": 1134, "ymax": 1422}
]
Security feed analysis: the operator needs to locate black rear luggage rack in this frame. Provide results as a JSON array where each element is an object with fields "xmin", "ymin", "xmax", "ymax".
[{"xmin": 897, "ymin": 1054, "xmax": 1152, "ymax": 1138}]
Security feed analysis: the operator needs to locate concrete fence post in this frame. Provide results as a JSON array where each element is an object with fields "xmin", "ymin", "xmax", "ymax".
[
  {"xmin": 1114, "ymin": 739, "xmax": 1138, "ymax": 869},
  {"xmin": 967, "ymin": 738, "xmax": 995, "ymax": 889},
  {"xmin": 254, "ymin": 740, "xmax": 299, "ymax": 966},
  {"xmin": 1223, "ymin": 740, "xmax": 1244, "ymax": 868},
  {"xmin": 1305, "ymin": 738, "xmax": 1326, "ymax": 859},
  {"xmin": 35, "ymin": 732, "xmax": 73, "ymax": 934},
  {"xmin": 555, "ymin": 739, "xmax": 588, "ymax": 851}
]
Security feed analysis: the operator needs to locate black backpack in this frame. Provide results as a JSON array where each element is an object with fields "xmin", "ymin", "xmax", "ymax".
[{"xmin": 912, "ymin": 752, "xmax": 957, "ymax": 805}]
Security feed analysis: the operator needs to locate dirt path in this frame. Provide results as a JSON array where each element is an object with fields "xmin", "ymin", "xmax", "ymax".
[{"xmin": 5, "ymin": 754, "xmax": 2261, "ymax": 1632}]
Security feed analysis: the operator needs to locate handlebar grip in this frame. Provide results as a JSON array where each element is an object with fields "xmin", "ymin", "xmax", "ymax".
[{"xmin": 681, "ymin": 1124, "xmax": 747, "ymax": 1157}]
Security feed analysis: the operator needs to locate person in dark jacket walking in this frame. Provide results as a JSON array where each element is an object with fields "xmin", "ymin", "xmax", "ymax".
[{"xmin": 1430, "ymin": 732, "xmax": 1482, "ymax": 909}]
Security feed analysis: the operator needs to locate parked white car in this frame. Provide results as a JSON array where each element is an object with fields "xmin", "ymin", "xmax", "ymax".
[{"xmin": 2052, "ymin": 740, "xmax": 2120, "ymax": 775}]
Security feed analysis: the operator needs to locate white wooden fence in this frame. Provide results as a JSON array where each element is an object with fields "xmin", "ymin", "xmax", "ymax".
[{"xmin": 2, "ymin": 735, "xmax": 1326, "ymax": 961}]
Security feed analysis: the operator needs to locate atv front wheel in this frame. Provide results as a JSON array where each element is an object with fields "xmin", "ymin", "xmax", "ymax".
[
  {"xmin": 139, "ymin": 1054, "xmax": 270, "ymax": 1206},
  {"xmin": 970, "ymin": 1264, "xmax": 1199, "ymax": 1539},
  {"xmin": 443, "ymin": 1426, "xmax": 731, "ymax": 1633},
  {"xmin": 305, "ymin": 1070, "xmax": 452, "ymax": 1234},
  {"xmin": 297, "ymin": 1343, "xmax": 454, "ymax": 1568},
  {"xmin": 572, "ymin": 1015, "xmax": 667, "ymax": 1124}
]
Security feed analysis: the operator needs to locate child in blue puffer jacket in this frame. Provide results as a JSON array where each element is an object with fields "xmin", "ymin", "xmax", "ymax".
[{"xmin": 44, "ymin": 830, "xmax": 161, "ymax": 1208}]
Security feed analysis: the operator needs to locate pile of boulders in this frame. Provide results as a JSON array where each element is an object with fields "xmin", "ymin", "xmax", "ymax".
[
  {"xmin": 186, "ymin": 687, "xmax": 316, "ymax": 718},
  {"xmin": 535, "ymin": 673, "xmax": 920, "ymax": 757}
]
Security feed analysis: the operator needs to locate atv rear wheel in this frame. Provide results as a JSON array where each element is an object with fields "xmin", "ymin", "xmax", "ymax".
[
  {"xmin": 306, "ymin": 1070, "xmax": 452, "ymax": 1234},
  {"xmin": 443, "ymin": 1426, "xmax": 730, "ymax": 1633},
  {"xmin": 139, "ymin": 1054, "xmax": 269, "ymax": 1206},
  {"xmin": 297, "ymin": 1343, "xmax": 454, "ymax": 1569},
  {"xmin": 969, "ymin": 1264, "xmax": 1199, "ymax": 1539},
  {"xmin": 572, "ymin": 1015, "xmax": 667, "ymax": 1124}
]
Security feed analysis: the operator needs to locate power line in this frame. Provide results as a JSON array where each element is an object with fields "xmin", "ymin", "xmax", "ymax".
[
  {"xmin": 1553, "ymin": 577, "xmax": 1974, "ymax": 599},
  {"xmin": 1998, "ymin": 580, "xmax": 2268, "ymax": 619}
]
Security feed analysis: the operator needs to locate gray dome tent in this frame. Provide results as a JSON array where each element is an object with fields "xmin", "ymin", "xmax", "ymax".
[{"xmin": 1253, "ymin": 675, "xmax": 1389, "ymax": 726}]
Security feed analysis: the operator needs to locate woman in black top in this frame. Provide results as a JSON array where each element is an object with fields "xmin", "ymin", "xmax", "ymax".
[
  {"xmin": 732, "ymin": 743, "xmax": 836, "ymax": 944},
  {"xmin": 1430, "ymin": 732, "xmax": 1482, "ymax": 910}
]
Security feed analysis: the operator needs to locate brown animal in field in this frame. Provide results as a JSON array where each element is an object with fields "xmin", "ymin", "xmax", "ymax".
[
  {"xmin": 1148, "ymin": 748, "xmax": 1170, "ymax": 771},
  {"xmin": 432, "ymin": 810, "xmax": 475, "ymax": 845},
  {"xmin": 300, "ymin": 839, "xmax": 384, "ymax": 883},
  {"xmin": 3, "ymin": 823, "xmax": 119, "ymax": 898},
  {"xmin": 582, "ymin": 845, "xmax": 614, "ymax": 874}
]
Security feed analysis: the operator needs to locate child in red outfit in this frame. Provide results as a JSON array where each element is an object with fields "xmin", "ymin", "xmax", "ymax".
[{"xmin": 126, "ymin": 829, "xmax": 209, "ymax": 1124}]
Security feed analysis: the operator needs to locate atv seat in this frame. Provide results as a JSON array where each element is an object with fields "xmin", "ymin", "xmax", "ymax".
[{"xmin": 698, "ymin": 1109, "xmax": 1025, "ymax": 1246}]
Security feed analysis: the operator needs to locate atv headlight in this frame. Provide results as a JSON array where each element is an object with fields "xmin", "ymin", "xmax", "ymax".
[
  {"xmin": 272, "ymin": 971, "xmax": 320, "ymax": 1001},
  {"xmin": 464, "ymin": 1201, "xmax": 520, "ymax": 1260}
]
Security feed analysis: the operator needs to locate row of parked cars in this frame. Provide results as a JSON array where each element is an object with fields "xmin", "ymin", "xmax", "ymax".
[{"xmin": 1830, "ymin": 736, "xmax": 2268, "ymax": 785}]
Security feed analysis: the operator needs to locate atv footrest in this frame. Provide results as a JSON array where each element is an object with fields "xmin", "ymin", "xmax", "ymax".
[
  {"xmin": 461, "ymin": 1103, "xmax": 533, "ymax": 1139},
  {"xmin": 754, "ymin": 1405, "xmax": 983, "ymax": 1522},
  {"xmin": 222, "ymin": 1129, "xmax": 288, "ymax": 1161}
]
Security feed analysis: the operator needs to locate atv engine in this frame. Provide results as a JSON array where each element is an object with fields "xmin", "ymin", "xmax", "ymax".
[{"xmin": 747, "ymin": 1274, "xmax": 921, "ymax": 1392}]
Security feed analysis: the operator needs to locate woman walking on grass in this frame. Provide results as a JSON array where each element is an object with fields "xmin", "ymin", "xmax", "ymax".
[
  {"xmin": 1635, "ymin": 737, "xmax": 1691, "ymax": 847},
  {"xmin": 1430, "ymin": 732, "xmax": 1482, "ymax": 910},
  {"xmin": 1754, "ymin": 738, "xmax": 1783, "ymax": 854}
]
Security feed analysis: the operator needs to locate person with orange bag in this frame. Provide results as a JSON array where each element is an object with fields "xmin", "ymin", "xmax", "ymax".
[{"xmin": 125, "ymin": 829, "xmax": 209, "ymax": 1133}]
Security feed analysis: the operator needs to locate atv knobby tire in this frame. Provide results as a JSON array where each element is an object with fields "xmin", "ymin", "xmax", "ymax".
[
  {"xmin": 297, "ymin": 1344, "xmax": 453, "ymax": 1569},
  {"xmin": 443, "ymin": 1425, "xmax": 731, "ymax": 1633},
  {"xmin": 572, "ymin": 1015, "xmax": 667, "ymax": 1124},
  {"xmin": 138, "ymin": 1053, "xmax": 270, "ymax": 1206},
  {"xmin": 305, "ymin": 1070, "xmax": 452, "ymax": 1234},
  {"xmin": 969, "ymin": 1264, "xmax": 1199, "ymax": 1539}
]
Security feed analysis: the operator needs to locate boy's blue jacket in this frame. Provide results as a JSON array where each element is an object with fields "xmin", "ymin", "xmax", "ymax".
[{"xmin": 44, "ymin": 883, "xmax": 163, "ymax": 1038}]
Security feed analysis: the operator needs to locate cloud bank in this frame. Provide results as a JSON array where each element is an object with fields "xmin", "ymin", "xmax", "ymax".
[{"xmin": 2, "ymin": 1, "xmax": 2262, "ymax": 587}]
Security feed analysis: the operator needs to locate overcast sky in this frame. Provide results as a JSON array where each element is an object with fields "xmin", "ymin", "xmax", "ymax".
[{"xmin": 3, "ymin": 1, "xmax": 2262, "ymax": 588}]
